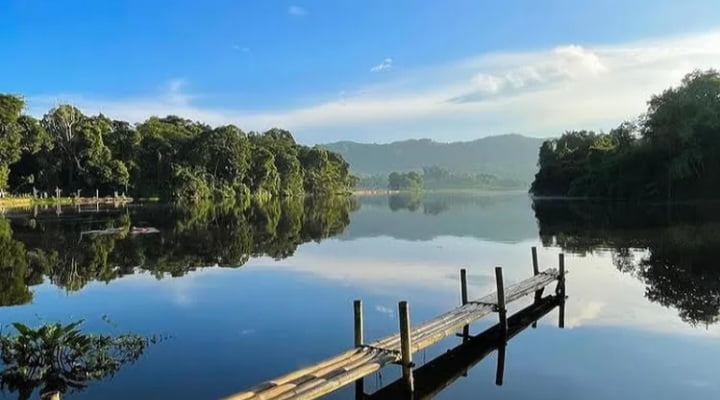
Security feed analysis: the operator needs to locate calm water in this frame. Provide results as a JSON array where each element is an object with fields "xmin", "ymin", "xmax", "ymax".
[{"xmin": 1, "ymin": 193, "xmax": 719, "ymax": 399}]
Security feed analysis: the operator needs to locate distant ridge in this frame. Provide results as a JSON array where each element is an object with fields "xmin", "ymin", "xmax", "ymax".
[{"xmin": 322, "ymin": 134, "xmax": 544, "ymax": 183}]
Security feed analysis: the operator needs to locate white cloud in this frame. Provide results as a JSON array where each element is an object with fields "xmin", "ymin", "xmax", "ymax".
[
  {"xmin": 25, "ymin": 30, "xmax": 720, "ymax": 143},
  {"xmin": 370, "ymin": 58, "xmax": 393, "ymax": 72},
  {"xmin": 288, "ymin": 5, "xmax": 307, "ymax": 16},
  {"xmin": 232, "ymin": 44, "xmax": 250, "ymax": 53}
]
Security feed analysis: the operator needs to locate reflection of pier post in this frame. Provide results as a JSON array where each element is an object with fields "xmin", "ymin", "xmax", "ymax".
[{"xmin": 495, "ymin": 341, "xmax": 506, "ymax": 386}]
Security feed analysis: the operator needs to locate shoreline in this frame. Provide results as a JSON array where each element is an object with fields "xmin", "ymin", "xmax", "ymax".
[{"xmin": 0, "ymin": 196, "xmax": 134, "ymax": 209}]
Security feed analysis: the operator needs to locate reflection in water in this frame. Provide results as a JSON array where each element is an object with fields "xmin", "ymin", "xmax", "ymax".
[
  {"xmin": 0, "ymin": 320, "xmax": 159, "ymax": 400},
  {"xmin": 365, "ymin": 295, "xmax": 564, "ymax": 400},
  {"xmin": 0, "ymin": 196, "xmax": 357, "ymax": 306},
  {"xmin": 533, "ymin": 200, "xmax": 720, "ymax": 326}
]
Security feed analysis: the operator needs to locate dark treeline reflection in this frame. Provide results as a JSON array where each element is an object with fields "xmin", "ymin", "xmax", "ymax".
[
  {"xmin": 0, "ymin": 197, "xmax": 357, "ymax": 306},
  {"xmin": 533, "ymin": 199, "xmax": 720, "ymax": 326}
]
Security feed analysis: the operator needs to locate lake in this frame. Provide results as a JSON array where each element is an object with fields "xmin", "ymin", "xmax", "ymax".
[{"xmin": 1, "ymin": 193, "xmax": 719, "ymax": 399}]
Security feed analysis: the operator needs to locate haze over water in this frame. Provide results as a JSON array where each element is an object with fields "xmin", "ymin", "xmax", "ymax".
[{"xmin": 0, "ymin": 193, "xmax": 718, "ymax": 399}]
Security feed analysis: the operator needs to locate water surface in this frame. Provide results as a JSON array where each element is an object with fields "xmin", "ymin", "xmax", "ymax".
[{"xmin": 0, "ymin": 194, "xmax": 718, "ymax": 399}]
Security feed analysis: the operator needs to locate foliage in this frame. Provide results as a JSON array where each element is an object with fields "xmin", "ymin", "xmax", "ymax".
[
  {"xmin": 0, "ymin": 320, "xmax": 159, "ymax": 399},
  {"xmin": 531, "ymin": 69, "xmax": 720, "ymax": 200},
  {"xmin": 388, "ymin": 171, "xmax": 423, "ymax": 191},
  {"xmin": 0, "ymin": 99, "xmax": 356, "ymax": 202}
]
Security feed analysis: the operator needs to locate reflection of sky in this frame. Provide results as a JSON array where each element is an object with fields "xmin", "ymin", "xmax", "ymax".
[{"xmin": 2, "ymin": 196, "xmax": 720, "ymax": 399}]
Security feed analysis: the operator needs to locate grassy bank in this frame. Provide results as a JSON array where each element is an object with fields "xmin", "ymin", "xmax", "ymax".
[{"xmin": 0, "ymin": 196, "xmax": 134, "ymax": 208}]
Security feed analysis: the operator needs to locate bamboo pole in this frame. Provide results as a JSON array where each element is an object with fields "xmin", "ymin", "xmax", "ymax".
[{"xmin": 398, "ymin": 301, "xmax": 414, "ymax": 393}]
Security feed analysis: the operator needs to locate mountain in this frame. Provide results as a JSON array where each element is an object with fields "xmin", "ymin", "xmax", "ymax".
[{"xmin": 322, "ymin": 134, "xmax": 544, "ymax": 183}]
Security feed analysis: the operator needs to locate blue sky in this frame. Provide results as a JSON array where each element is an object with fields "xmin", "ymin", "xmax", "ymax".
[{"xmin": 2, "ymin": 1, "xmax": 720, "ymax": 143}]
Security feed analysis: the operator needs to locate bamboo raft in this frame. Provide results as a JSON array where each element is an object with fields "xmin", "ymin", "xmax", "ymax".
[{"xmin": 223, "ymin": 248, "xmax": 566, "ymax": 400}]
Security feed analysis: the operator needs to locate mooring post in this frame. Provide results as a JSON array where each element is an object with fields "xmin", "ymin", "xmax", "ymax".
[
  {"xmin": 558, "ymin": 253, "xmax": 566, "ymax": 329},
  {"xmin": 353, "ymin": 300, "xmax": 365, "ymax": 399},
  {"xmin": 460, "ymin": 269, "xmax": 468, "ymax": 305},
  {"xmin": 495, "ymin": 267, "xmax": 508, "ymax": 337},
  {"xmin": 353, "ymin": 300, "xmax": 363, "ymax": 347},
  {"xmin": 398, "ymin": 301, "xmax": 414, "ymax": 393},
  {"xmin": 557, "ymin": 253, "xmax": 566, "ymax": 297},
  {"xmin": 460, "ymin": 269, "xmax": 470, "ymax": 342},
  {"xmin": 531, "ymin": 246, "xmax": 539, "ymax": 276}
]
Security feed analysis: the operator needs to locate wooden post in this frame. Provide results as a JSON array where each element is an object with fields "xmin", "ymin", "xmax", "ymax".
[
  {"xmin": 495, "ymin": 342, "xmax": 506, "ymax": 386},
  {"xmin": 557, "ymin": 253, "xmax": 566, "ymax": 296},
  {"xmin": 495, "ymin": 267, "xmax": 507, "ymax": 337},
  {"xmin": 531, "ymin": 246, "xmax": 539, "ymax": 276},
  {"xmin": 460, "ymin": 269, "xmax": 468, "ymax": 305},
  {"xmin": 460, "ymin": 269, "xmax": 469, "ymax": 342},
  {"xmin": 398, "ymin": 301, "xmax": 414, "ymax": 393},
  {"xmin": 559, "ymin": 297, "xmax": 566, "ymax": 329},
  {"xmin": 353, "ymin": 300, "xmax": 363, "ymax": 347}
]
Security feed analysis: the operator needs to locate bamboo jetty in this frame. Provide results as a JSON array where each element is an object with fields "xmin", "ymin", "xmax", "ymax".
[{"xmin": 222, "ymin": 247, "xmax": 566, "ymax": 400}]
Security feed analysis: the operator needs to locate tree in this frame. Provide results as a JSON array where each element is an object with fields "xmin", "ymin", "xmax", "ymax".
[{"xmin": 0, "ymin": 95, "xmax": 25, "ymax": 189}]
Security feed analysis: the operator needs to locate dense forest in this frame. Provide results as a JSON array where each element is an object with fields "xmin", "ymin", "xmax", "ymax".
[
  {"xmin": 531, "ymin": 70, "xmax": 720, "ymax": 200},
  {"xmin": 0, "ymin": 95, "xmax": 356, "ymax": 202},
  {"xmin": 366, "ymin": 166, "xmax": 522, "ymax": 191}
]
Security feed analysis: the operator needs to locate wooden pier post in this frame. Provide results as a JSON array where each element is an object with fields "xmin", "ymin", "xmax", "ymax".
[
  {"xmin": 354, "ymin": 300, "xmax": 364, "ymax": 347},
  {"xmin": 532, "ymin": 247, "xmax": 542, "ymax": 328},
  {"xmin": 398, "ymin": 301, "xmax": 414, "ymax": 393},
  {"xmin": 557, "ymin": 253, "xmax": 566, "ymax": 296},
  {"xmin": 495, "ymin": 267, "xmax": 507, "ymax": 337},
  {"xmin": 460, "ymin": 269, "xmax": 470, "ymax": 342},
  {"xmin": 354, "ymin": 300, "xmax": 365, "ymax": 399},
  {"xmin": 558, "ymin": 253, "xmax": 566, "ymax": 329}
]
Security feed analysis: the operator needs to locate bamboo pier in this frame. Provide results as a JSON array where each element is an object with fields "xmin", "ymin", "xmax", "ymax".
[{"xmin": 222, "ymin": 248, "xmax": 566, "ymax": 400}]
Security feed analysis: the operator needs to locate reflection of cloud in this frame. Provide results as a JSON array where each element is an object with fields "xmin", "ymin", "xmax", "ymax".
[
  {"xmin": 248, "ymin": 238, "xmax": 720, "ymax": 338},
  {"xmin": 375, "ymin": 305, "xmax": 394, "ymax": 318},
  {"xmin": 240, "ymin": 329, "xmax": 256, "ymax": 335}
]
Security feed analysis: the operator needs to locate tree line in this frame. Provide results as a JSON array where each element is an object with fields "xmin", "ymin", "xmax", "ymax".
[
  {"xmin": 531, "ymin": 70, "xmax": 720, "ymax": 200},
  {"xmin": 0, "ymin": 95, "xmax": 357, "ymax": 202}
]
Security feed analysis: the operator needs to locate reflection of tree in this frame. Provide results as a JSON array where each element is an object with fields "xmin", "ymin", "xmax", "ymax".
[
  {"xmin": 388, "ymin": 192, "xmax": 423, "ymax": 212},
  {"xmin": 0, "ymin": 196, "xmax": 356, "ymax": 304},
  {"xmin": 533, "ymin": 199, "xmax": 720, "ymax": 326},
  {"xmin": 0, "ymin": 219, "xmax": 32, "ymax": 306},
  {"xmin": 0, "ymin": 320, "xmax": 158, "ymax": 400}
]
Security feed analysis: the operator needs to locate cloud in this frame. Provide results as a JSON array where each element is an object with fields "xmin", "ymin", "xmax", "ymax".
[
  {"xmin": 25, "ymin": 30, "xmax": 720, "ymax": 143},
  {"xmin": 232, "ymin": 44, "xmax": 250, "ymax": 53},
  {"xmin": 288, "ymin": 6, "xmax": 307, "ymax": 16},
  {"xmin": 370, "ymin": 58, "xmax": 393, "ymax": 72}
]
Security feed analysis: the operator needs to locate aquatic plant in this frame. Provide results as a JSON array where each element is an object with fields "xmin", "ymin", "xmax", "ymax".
[{"xmin": 0, "ymin": 320, "xmax": 160, "ymax": 400}]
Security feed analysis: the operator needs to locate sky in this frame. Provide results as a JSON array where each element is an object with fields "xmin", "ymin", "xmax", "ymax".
[{"xmin": 2, "ymin": 0, "xmax": 720, "ymax": 144}]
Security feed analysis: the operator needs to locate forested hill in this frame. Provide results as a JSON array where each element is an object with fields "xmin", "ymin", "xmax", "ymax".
[{"xmin": 322, "ymin": 134, "xmax": 544, "ymax": 183}]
